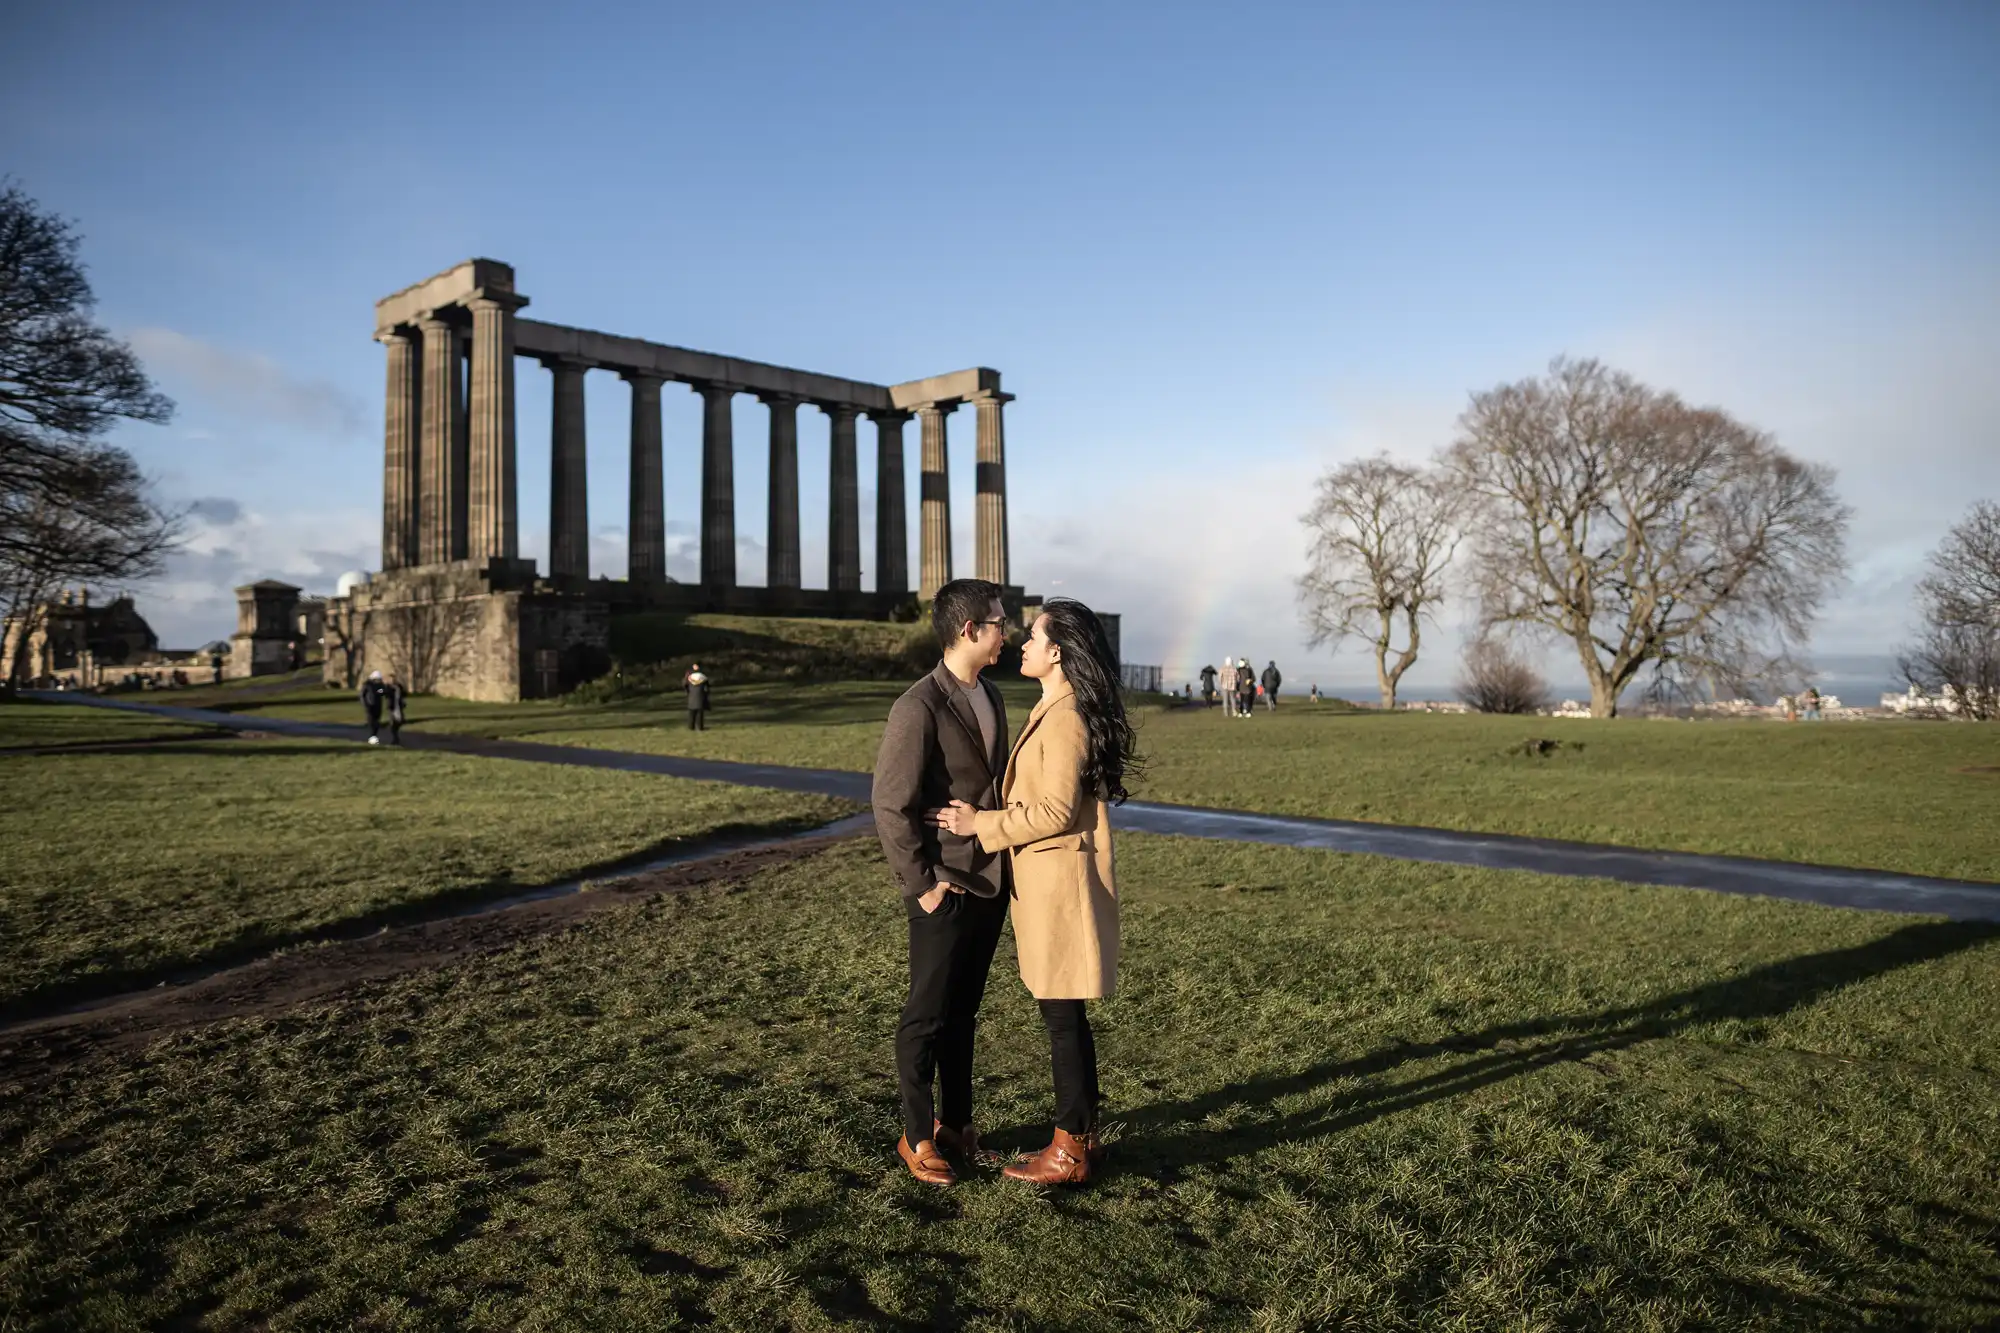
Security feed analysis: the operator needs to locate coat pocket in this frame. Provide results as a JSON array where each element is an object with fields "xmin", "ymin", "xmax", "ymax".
[{"xmin": 1026, "ymin": 832, "xmax": 1086, "ymax": 854}]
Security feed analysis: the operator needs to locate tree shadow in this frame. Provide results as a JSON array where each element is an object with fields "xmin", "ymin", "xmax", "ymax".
[{"xmin": 1113, "ymin": 920, "xmax": 1997, "ymax": 1176}]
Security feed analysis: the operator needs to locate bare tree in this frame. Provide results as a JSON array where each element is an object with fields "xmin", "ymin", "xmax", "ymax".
[
  {"xmin": 1297, "ymin": 454, "xmax": 1459, "ymax": 709},
  {"xmin": 1898, "ymin": 500, "xmax": 2000, "ymax": 720},
  {"xmin": 0, "ymin": 182, "xmax": 179, "ymax": 689},
  {"xmin": 1442, "ymin": 357, "xmax": 1850, "ymax": 717},
  {"xmin": 1456, "ymin": 638, "xmax": 1549, "ymax": 714},
  {"xmin": 375, "ymin": 572, "xmax": 481, "ymax": 694}
]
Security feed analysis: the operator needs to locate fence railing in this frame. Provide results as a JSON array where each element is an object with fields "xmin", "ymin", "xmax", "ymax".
[{"xmin": 1120, "ymin": 664, "xmax": 1163, "ymax": 693}]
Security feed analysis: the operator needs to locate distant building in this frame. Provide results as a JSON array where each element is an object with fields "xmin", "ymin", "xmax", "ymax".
[{"xmin": 1, "ymin": 588, "xmax": 159, "ymax": 686}]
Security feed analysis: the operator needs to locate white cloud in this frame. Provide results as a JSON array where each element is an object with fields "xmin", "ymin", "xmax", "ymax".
[
  {"xmin": 126, "ymin": 327, "xmax": 369, "ymax": 440},
  {"xmin": 136, "ymin": 498, "xmax": 375, "ymax": 648}
]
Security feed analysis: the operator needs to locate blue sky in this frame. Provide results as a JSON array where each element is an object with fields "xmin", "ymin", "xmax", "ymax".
[{"xmin": 4, "ymin": 0, "xmax": 1995, "ymax": 694}]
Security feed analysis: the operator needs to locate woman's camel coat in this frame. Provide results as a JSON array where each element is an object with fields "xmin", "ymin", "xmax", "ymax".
[{"xmin": 972, "ymin": 681, "xmax": 1119, "ymax": 1000}]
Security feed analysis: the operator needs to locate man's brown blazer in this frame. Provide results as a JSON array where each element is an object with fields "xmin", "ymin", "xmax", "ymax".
[{"xmin": 872, "ymin": 661, "xmax": 1010, "ymax": 901}]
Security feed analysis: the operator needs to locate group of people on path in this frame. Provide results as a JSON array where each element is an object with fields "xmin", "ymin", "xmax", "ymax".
[
  {"xmin": 1197, "ymin": 657, "xmax": 1282, "ymax": 716},
  {"xmin": 874, "ymin": 579, "xmax": 1136, "ymax": 1188}
]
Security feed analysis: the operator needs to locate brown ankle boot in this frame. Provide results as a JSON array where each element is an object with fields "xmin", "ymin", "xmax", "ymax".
[
  {"xmin": 1002, "ymin": 1127, "xmax": 1094, "ymax": 1185},
  {"xmin": 897, "ymin": 1135, "xmax": 955, "ymax": 1186}
]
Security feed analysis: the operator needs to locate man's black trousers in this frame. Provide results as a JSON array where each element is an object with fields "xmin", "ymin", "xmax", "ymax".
[
  {"xmin": 897, "ymin": 889, "xmax": 1005, "ymax": 1148},
  {"xmin": 687, "ymin": 709, "xmax": 706, "ymax": 731}
]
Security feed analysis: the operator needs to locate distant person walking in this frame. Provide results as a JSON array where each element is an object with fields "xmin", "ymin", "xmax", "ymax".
[
  {"xmin": 1260, "ymin": 660, "xmax": 1281, "ymax": 711},
  {"xmin": 360, "ymin": 670, "xmax": 386, "ymax": 745},
  {"xmin": 1308, "ymin": 684, "xmax": 1321, "ymax": 704},
  {"xmin": 1803, "ymin": 686, "xmax": 1822, "ymax": 721},
  {"xmin": 1218, "ymin": 658, "xmax": 1239, "ymax": 717},
  {"xmin": 1199, "ymin": 662, "xmax": 1218, "ymax": 708},
  {"xmin": 685, "ymin": 663, "xmax": 711, "ymax": 730},
  {"xmin": 383, "ymin": 672, "xmax": 407, "ymax": 746},
  {"xmin": 1236, "ymin": 654, "xmax": 1256, "ymax": 718}
]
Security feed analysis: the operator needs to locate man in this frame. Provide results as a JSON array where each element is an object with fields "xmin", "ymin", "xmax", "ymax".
[
  {"xmin": 1199, "ymin": 661, "xmax": 1217, "ymax": 707},
  {"xmin": 1237, "ymin": 652, "xmax": 1257, "ymax": 718},
  {"xmin": 1218, "ymin": 657, "xmax": 1238, "ymax": 717},
  {"xmin": 359, "ymin": 670, "xmax": 386, "ymax": 745},
  {"xmin": 872, "ymin": 578, "xmax": 1011, "ymax": 1187},
  {"xmin": 382, "ymin": 672, "xmax": 407, "ymax": 746},
  {"xmin": 1261, "ymin": 659, "xmax": 1282, "ymax": 711},
  {"xmin": 684, "ymin": 662, "xmax": 711, "ymax": 730}
]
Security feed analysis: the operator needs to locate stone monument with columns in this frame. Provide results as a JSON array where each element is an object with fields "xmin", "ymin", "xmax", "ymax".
[{"xmin": 327, "ymin": 259, "xmax": 1028, "ymax": 701}]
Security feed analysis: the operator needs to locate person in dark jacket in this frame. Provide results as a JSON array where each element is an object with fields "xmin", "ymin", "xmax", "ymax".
[
  {"xmin": 359, "ymin": 670, "xmax": 386, "ymax": 745},
  {"xmin": 684, "ymin": 663, "xmax": 711, "ymax": 730},
  {"xmin": 383, "ymin": 672, "xmax": 408, "ymax": 746},
  {"xmin": 1261, "ymin": 660, "xmax": 1282, "ymax": 711},
  {"xmin": 871, "ymin": 578, "xmax": 1011, "ymax": 1187},
  {"xmin": 1198, "ymin": 662, "xmax": 1218, "ymax": 707},
  {"xmin": 1236, "ymin": 653, "xmax": 1257, "ymax": 718}
]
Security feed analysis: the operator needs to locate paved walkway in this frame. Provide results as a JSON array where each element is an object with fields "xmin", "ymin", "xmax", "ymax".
[{"xmin": 26, "ymin": 692, "xmax": 2000, "ymax": 922}]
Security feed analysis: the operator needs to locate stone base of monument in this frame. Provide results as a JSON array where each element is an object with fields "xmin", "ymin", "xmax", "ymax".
[{"xmin": 322, "ymin": 559, "xmax": 609, "ymax": 703}]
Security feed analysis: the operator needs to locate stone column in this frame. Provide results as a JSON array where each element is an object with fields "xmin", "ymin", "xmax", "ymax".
[
  {"xmin": 546, "ymin": 356, "xmax": 591, "ymax": 581},
  {"xmin": 871, "ymin": 410, "xmax": 910, "ymax": 596},
  {"xmin": 971, "ymin": 391, "xmax": 1014, "ymax": 587},
  {"xmin": 824, "ymin": 404, "xmax": 861, "ymax": 592},
  {"xmin": 916, "ymin": 401, "xmax": 957, "ymax": 601},
  {"xmin": 762, "ymin": 394, "xmax": 801, "ymax": 590},
  {"xmin": 416, "ymin": 313, "xmax": 465, "ymax": 565},
  {"xmin": 698, "ymin": 382, "xmax": 739, "ymax": 588},
  {"xmin": 466, "ymin": 291, "xmax": 526, "ymax": 563},
  {"xmin": 378, "ymin": 328, "xmax": 420, "ymax": 570},
  {"xmin": 623, "ymin": 371, "xmax": 665, "ymax": 582}
]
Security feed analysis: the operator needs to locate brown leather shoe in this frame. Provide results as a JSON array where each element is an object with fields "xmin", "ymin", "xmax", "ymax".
[
  {"xmin": 1002, "ymin": 1127, "xmax": 1094, "ymax": 1186},
  {"xmin": 897, "ymin": 1135, "xmax": 955, "ymax": 1186},
  {"xmin": 935, "ymin": 1120, "xmax": 1001, "ymax": 1168}
]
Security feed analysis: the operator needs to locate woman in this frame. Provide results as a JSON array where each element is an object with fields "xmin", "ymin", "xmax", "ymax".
[{"xmin": 931, "ymin": 598, "xmax": 1138, "ymax": 1185}]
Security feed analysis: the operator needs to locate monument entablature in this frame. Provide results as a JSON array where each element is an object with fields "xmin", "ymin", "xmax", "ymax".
[{"xmin": 334, "ymin": 258, "xmax": 1021, "ymax": 701}]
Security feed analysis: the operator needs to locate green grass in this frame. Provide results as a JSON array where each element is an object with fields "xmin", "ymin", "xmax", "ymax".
[
  {"xmin": 0, "ymin": 739, "xmax": 855, "ymax": 1011},
  {"xmin": 221, "ymin": 679, "xmax": 2000, "ymax": 882},
  {"xmin": 0, "ymin": 699, "xmax": 213, "ymax": 749},
  {"xmin": 4, "ymin": 835, "xmax": 1996, "ymax": 1329}
]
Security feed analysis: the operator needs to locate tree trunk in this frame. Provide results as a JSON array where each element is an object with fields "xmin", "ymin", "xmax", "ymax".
[
  {"xmin": 1586, "ymin": 667, "xmax": 1619, "ymax": 717},
  {"xmin": 1377, "ymin": 655, "xmax": 1397, "ymax": 711}
]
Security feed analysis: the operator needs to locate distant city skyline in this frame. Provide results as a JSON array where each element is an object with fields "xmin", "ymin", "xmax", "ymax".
[{"xmin": 4, "ymin": 0, "xmax": 1994, "ymax": 687}]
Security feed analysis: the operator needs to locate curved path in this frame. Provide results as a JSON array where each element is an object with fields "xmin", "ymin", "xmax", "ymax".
[{"xmin": 26, "ymin": 692, "xmax": 2000, "ymax": 923}]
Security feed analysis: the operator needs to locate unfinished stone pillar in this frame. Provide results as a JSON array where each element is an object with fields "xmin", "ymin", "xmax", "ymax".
[
  {"xmin": 763, "ymin": 394, "xmax": 801, "ymax": 589},
  {"xmin": 971, "ymin": 390, "xmax": 1014, "ymax": 587},
  {"xmin": 378, "ymin": 328, "xmax": 420, "ymax": 570},
  {"xmin": 699, "ymin": 382, "xmax": 740, "ymax": 587},
  {"xmin": 546, "ymin": 356, "xmax": 591, "ymax": 581},
  {"xmin": 466, "ymin": 291, "xmax": 526, "ymax": 563},
  {"xmin": 917, "ymin": 401, "xmax": 957, "ymax": 601},
  {"xmin": 824, "ymin": 404, "xmax": 861, "ymax": 592},
  {"xmin": 623, "ymin": 371, "xmax": 665, "ymax": 582},
  {"xmin": 416, "ymin": 313, "xmax": 466, "ymax": 565},
  {"xmin": 871, "ymin": 410, "xmax": 910, "ymax": 597}
]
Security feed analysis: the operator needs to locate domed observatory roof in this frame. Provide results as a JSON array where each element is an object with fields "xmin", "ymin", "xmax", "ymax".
[{"xmin": 335, "ymin": 570, "xmax": 371, "ymax": 598}]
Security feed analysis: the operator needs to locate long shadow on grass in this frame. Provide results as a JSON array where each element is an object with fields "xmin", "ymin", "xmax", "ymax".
[
  {"xmin": 1104, "ymin": 920, "xmax": 2000, "ymax": 1321},
  {"xmin": 1118, "ymin": 919, "xmax": 1999, "ymax": 1167}
]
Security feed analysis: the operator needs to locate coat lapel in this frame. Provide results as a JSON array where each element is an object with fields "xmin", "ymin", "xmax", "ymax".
[
  {"xmin": 933, "ymin": 662, "xmax": 995, "ymax": 778},
  {"xmin": 1002, "ymin": 681, "xmax": 1073, "ymax": 795}
]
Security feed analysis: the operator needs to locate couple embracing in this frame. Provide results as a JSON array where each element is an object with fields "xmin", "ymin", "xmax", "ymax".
[{"xmin": 871, "ymin": 579, "xmax": 1137, "ymax": 1187}]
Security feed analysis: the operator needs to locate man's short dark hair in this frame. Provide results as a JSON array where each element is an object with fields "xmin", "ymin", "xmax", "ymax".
[{"xmin": 932, "ymin": 579, "xmax": 1006, "ymax": 651}]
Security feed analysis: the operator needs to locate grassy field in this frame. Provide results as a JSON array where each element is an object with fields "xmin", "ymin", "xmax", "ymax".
[
  {"xmin": 3, "ymin": 834, "xmax": 1996, "ymax": 1329},
  {"xmin": 204, "ymin": 678, "xmax": 2000, "ymax": 881},
  {"xmin": 0, "ymin": 699, "xmax": 214, "ymax": 749},
  {"xmin": 0, "ymin": 737, "xmax": 854, "ymax": 1012}
]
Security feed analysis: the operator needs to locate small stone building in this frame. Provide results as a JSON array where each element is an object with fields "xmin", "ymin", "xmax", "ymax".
[
  {"xmin": 230, "ymin": 580, "xmax": 304, "ymax": 678},
  {"xmin": 1, "ymin": 589, "xmax": 159, "ymax": 685}
]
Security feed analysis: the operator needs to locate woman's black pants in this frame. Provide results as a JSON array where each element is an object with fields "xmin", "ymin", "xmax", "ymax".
[{"xmin": 1038, "ymin": 999, "xmax": 1099, "ymax": 1134}]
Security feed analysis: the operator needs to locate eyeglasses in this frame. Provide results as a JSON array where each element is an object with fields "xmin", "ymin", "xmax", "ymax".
[{"xmin": 972, "ymin": 618, "xmax": 1008, "ymax": 630}]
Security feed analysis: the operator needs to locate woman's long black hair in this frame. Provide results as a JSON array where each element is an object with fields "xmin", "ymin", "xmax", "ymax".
[{"xmin": 1040, "ymin": 597, "xmax": 1143, "ymax": 805}]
